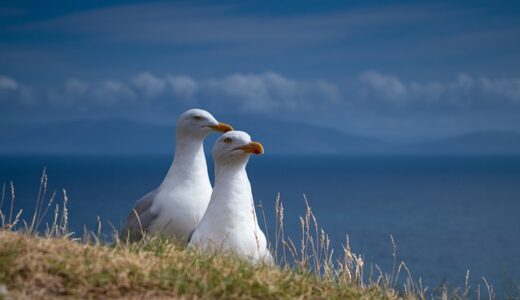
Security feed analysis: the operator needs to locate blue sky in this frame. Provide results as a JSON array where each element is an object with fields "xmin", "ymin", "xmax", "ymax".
[{"xmin": 1, "ymin": 0, "xmax": 520, "ymax": 142}]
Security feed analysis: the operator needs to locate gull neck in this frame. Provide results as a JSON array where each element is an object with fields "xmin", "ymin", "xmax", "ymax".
[
  {"xmin": 160, "ymin": 132, "xmax": 209, "ymax": 190},
  {"xmin": 212, "ymin": 159, "xmax": 253, "ymax": 210}
]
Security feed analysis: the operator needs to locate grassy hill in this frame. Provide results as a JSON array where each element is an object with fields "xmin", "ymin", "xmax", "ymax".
[{"xmin": 0, "ymin": 231, "xmax": 398, "ymax": 299}]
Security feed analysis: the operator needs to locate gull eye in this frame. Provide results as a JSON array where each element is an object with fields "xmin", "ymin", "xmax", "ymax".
[
  {"xmin": 223, "ymin": 138, "xmax": 233, "ymax": 144},
  {"xmin": 193, "ymin": 116, "xmax": 203, "ymax": 121}
]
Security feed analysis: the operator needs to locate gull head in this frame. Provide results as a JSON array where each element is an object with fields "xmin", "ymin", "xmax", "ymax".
[
  {"xmin": 177, "ymin": 108, "xmax": 233, "ymax": 138},
  {"xmin": 213, "ymin": 131, "xmax": 264, "ymax": 164}
]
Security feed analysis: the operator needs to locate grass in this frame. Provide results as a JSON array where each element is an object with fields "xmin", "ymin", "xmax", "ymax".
[
  {"xmin": 0, "ymin": 170, "xmax": 505, "ymax": 299},
  {"xmin": 0, "ymin": 231, "xmax": 397, "ymax": 299}
]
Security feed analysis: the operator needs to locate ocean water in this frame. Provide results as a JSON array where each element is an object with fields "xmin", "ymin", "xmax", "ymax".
[{"xmin": 1, "ymin": 155, "xmax": 519, "ymax": 296}]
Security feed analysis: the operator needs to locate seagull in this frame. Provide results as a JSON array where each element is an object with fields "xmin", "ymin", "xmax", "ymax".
[
  {"xmin": 188, "ymin": 131, "xmax": 273, "ymax": 264},
  {"xmin": 121, "ymin": 109, "xmax": 233, "ymax": 243}
]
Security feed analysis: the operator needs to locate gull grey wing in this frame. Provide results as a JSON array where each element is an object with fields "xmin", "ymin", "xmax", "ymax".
[
  {"xmin": 187, "ymin": 228, "xmax": 195, "ymax": 244},
  {"xmin": 121, "ymin": 189, "xmax": 159, "ymax": 241}
]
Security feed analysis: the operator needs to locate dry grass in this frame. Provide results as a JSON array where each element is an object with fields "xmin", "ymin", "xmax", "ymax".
[
  {"xmin": 0, "ymin": 170, "xmax": 503, "ymax": 299},
  {"xmin": 0, "ymin": 231, "xmax": 398, "ymax": 299}
]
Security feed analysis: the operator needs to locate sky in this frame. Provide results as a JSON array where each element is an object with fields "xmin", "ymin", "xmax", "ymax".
[{"xmin": 1, "ymin": 0, "xmax": 520, "ymax": 142}]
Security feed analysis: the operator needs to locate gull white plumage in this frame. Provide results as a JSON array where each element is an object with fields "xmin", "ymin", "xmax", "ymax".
[
  {"xmin": 188, "ymin": 131, "xmax": 273, "ymax": 264},
  {"xmin": 122, "ymin": 109, "xmax": 233, "ymax": 243}
]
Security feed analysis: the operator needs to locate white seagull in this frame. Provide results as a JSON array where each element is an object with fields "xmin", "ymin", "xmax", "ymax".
[
  {"xmin": 122, "ymin": 109, "xmax": 233, "ymax": 243},
  {"xmin": 188, "ymin": 131, "xmax": 273, "ymax": 264}
]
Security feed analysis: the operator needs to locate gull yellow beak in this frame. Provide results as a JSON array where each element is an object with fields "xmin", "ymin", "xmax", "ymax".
[
  {"xmin": 238, "ymin": 141, "xmax": 264, "ymax": 155},
  {"xmin": 209, "ymin": 122, "xmax": 233, "ymax": 132}
]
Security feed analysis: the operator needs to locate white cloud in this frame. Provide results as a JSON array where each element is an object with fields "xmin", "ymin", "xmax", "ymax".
[
  {"xmin": 206, "ymin": 73, "xmax": 274, "ymax": 112},
  {"xmin": 359, "ymin": 71, "xmax": 407, "ymax": 103},
  {"xmin": 0, "ymin": 75, "xmax": 18, "ymax": 90},
  {"xmin": 479, "ymin": 77, "xmax": 520, "ymax": 103},
  {"xmin": 453, "ymin": 73, "xmax": 474, "ymax": 92},
  {"xmin": 131, "ymin": 72, "xmax": 165, "ymax": 97},
  {"xmin": 4, "ymin": 71, "xmax": 520, "ymax": 127},
  {"xmin": 90, "ymin": 80, "xmax": 136, "ymax": 106},
  {"xmin": 204, "ymin": 71, "xmax": 338, "ymax": 112},
  {"xmin": 49, "ymin": 78, "xmax": 137, "ymax": 108},
  {"xmin": 358, "ymin": 71, "xmax": 520, "ymax": 108},
  {"xmin": 166, "ymin": 75, "xmax": 197, "ymax": 99}
]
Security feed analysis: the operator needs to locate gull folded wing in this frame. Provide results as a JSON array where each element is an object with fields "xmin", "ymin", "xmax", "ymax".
[{"xmin": 121, "ymin": 189, "xmax": 159, "ymax": 242}]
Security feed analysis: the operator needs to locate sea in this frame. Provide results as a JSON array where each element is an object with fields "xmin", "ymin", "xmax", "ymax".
[{"xmin": 1, "ymin": 155, "xmax": 519, "ymax": 297}]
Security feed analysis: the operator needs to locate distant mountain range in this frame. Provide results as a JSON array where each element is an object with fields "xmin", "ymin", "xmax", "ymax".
[
  {"xmin": 1, "ymin": 117, "xmax": 520, "ymax": 155},
  {"xmin": 404, "ymin": 130, "xmax": 520, "ymax": 155}
]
